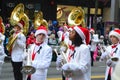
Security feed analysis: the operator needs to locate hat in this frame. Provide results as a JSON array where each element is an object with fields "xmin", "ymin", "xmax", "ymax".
[
  {"xmin": 52, "ymin": 21, "xmax": 58, "ymax": 25},
  {"xmin": 109, "ymin": 29, "xmax": 120, "ymax": 40},
  {"xmin": 64, "ymin": 25, "xmax": 69, "ymax": 30},
  {"xmin": 35, "ymin": 25, "xmax": 48, "ymax": 37},
  {"xmin": 90, "ymin": 28, "xmax": 95, "ymax": 33},
  {"xmin": 68, "ymin": 27, "xmax": 73, "ymax": 31},
  {"xmin": 74, "ymin": 26, "xmax": 90, "ymax": 45},
  {"xmin": 100, "ymin": 35, "xmax": 104, "ymax": 39},
  {"xmin": 16, "ymin": 20, "xmax": 25, "ymax": 29},
  {"xmin": 68, "ymin": 26, "xmax": 74, "ymax": 31}
]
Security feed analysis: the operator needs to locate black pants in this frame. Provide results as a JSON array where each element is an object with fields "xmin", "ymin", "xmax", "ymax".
[
  {"xmin": 11, "ymin": 61, "xmax": 23, "ymax": 80},
  {"xmin": 90, "ymin": 51, "xmax": 94, "ymax": 66},
  {"xmin": 62, "ymin": 73, "xmax": 65, "ymax": 80},
  {"xmin": 27, "ymin": 75, "xmax": 31, "ymax": 80},
  {"xmin": 107, "ymin": 74, "xmax": 111, "ymax": 80}
]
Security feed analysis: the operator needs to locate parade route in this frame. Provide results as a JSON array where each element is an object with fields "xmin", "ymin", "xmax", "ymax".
[{"xmin": 0, "ymin": 58, "xmax": 106, "ymax": 80}]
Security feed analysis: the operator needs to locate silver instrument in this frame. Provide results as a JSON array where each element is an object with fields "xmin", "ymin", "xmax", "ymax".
[
  {"xmin": 54, "ymin": 47, "xmax": 74, "ymax": 78},
  {"xmin": 54, "ymin": 48, "xmax": 68, "ymax": 65},
  {"xmin": 21, "ymin": 49, "xmax": 36, "ymax": 75}
]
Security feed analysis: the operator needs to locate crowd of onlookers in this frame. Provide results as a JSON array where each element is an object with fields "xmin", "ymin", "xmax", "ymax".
[{"xmin": 2, "ymin": 18, "xmax": 112, "ymax": 57}]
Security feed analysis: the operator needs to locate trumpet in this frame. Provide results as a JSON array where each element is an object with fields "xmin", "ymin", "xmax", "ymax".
[
  {"xmin": 21, "ymin": 49, "xmax": 36, "ymax": 75},
  {"xmin": 54, "ymin": 48, "xmax": 68, "ymax": 65},
  {"xmin": 54, "ymin": 48, "xmax": 74, "ymax": 77},
  {"xmin": 99, "ymin": 44, "xmax": 119, "ymax": 62}
]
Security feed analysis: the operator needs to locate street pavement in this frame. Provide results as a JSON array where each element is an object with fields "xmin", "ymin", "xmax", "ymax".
[{"xmin": 0, "ymin": 58, "xmax": 106, "ymax": 80}]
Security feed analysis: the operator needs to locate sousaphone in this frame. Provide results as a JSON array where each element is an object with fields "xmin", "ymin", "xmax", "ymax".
[
  {"xmin": 6, "ymin": 3, "xmax": 29, "ymax": 54},
  {"xmin": 10, "ymin": 3, "xmax": 29, "ymax": 35},
  {"xmin": 34, "ymin": 11, "xmax": 48, "ymax": 30},
  {"xmin": 57, "ymin": 7, "xmax": 63, "ymax": 19},
  {"xmin": 68, "ymin": 7, "xmax": 85, "ymax": 27}
]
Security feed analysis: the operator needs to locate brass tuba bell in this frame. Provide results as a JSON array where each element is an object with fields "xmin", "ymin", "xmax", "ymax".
[
  {"xmin": 9, "ymin": 3, "xmax": 29, "ymax": 35},
  {"xmin": 68, "ymin": 7, "xmax": 85, "ymax": 27},
  {"xmin": 6, "ymin": 3, "xmax": 29, "ymax": 54},
  {"xmin": 57, "ymin": 7, "xmax": 63, "ymax": 19},
  {"xmin": 34, "ymin": 11, "xmax": 48, "ymax": 30}
]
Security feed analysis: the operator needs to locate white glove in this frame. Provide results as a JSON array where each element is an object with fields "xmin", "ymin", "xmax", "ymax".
[
  {"xmin": 56, "ymin": 55, "xmax": 63, "ymax": 68},
  {"xmin": 62, "ymin": 63, "xmax": 77, "ymax": 78},
  {"xmin": 62, "ymin": 63, "xmax": 71, "ymax": 71},
  {"xmin": 57, "ymin": 31, "xmax": 63, "ymax": 38},
  {"xmin": 67, "ymin": 63, "xmax": 83, "ymax": 76},
  {"xmin": 106, "ymin": 59, "xmax": 116, "ymax": 67},
  {"xmin": 57, "ymin": 31, "xmax": 63, "ymax": 43},
  {"xmin": 99, "ymin": 52, "xmax": 109, "ymax": 61},
  {"xmin": 22, "ymin": 52, "xmax": 27, "ymax": 60},
  {"xmin": 68, "ymin": 63, "xmax": 80, "ymax": 71},
  {"xmin": 60, "ymin": 46, "xmax": 67, "ymax": 52}
]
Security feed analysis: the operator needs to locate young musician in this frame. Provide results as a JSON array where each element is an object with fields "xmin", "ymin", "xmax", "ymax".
[
  {"xmin": 27, "ymin": 26, "xmax": 52, "ymax": 80},
  {"xmin": 10, "ymin": 21, "xmax": 26, "ymax": 80},
  {"xmin": 0, "ymin": 17, "xmax": 6, "ymax": 75},
  {"xmin": 56, "ymin": 26, "xmax": 91, "ymax": 80},
  {"xmin": 100, "ymin": 29, "xmax": 120, "ymax": 80},
  {"xmin": 89, "ymin": 28, "xmax": 100, "ymax": 66},
  {"xmin": 57, "ymin": 25, "xmax": 72, "ymax": 80}
]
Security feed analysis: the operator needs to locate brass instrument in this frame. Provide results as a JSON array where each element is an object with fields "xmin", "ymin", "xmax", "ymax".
[
  {"xmin": 20, "ymin": 13, "xmax": 29, "ymax": 35},
  {"xmin": 57, "ymin": 7, "xmax": 63, "ymax": 19},
  {"xmin": 6, "ymin": 34, "xmax": 18, "ymax": 53},
  {"xmin": 60, "ymin": 41, "xmax": 69, "ymax": 53},
  {"xmin": 0, "ymin": 40, "xmax": 2, "ymax": 44},
  {"xmin": 54, "ymin": 48, "xmax": 68, "ymax": 65},
  {"xmin": 55, "ymin": 31, "xmax": 69, "ymax": 65},
  {"xmin": 10, "ymin": 3, "xmax": 24, "ymax": 26},
  {"xmin": 54, "ymin": 45, "xmax": 74, "ymax": 78},
  {"xmin": 6, "ymin": 3, "xmax": 29, "ymax": 53},
  {"xmin": 9, "ymin": 3, "xmax": 29, "ymax": 35},
  {"xmin": 68, "ymin": 7, "xmax": 85, "ymax": 26},
  {"xmin": 21, "ymin": 49, "xmax": 36, "ymax": 75},
  {"xmin": 34, "ymin": 11, "xmax": 48, "ymax": 30}
]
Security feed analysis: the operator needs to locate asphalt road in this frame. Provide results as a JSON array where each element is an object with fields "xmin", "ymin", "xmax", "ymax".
[{"xmin": 0, "ymin": 58, "xmax": 106, "ymax": 80}]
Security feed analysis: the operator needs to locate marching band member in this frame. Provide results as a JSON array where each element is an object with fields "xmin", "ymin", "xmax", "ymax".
[
  {"xmin": 0, "ymin": 17, "xmax": 5, "ymax": 49},
  {"xmin": 0, "ymin": 16, "xmax": 6, "ymax": 75},
  {"xmin": 0, "ymin": 16, "xmax": 6, "ymax": 56},
  {"xmin": 57, "ymin": 25, "xmax": 72, "ymax": 80},
  {"xmin": 10, "ymin": 20, "xmax": 26, "ymax": 80},
  {"xmin": 100, "ymin": 29, "xmax": 120, "ymax": 80},
  {"xmin": 56, "ymin": 26, "xmax": 91, "ymax": 80},
  {"xmin": 89, "ymin": 28, "xmax": 100, "ymax": 66},
  {"xmin": 26, "ymin": 31, "xmax": 35, "ymax": 48},
  {"xmin": 57, "ymin": 25, "xmax": 72, "ymax": 51},
  {"xmin": 27, "ymin": 26, "xmax": 52, "ymax": 80}
]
